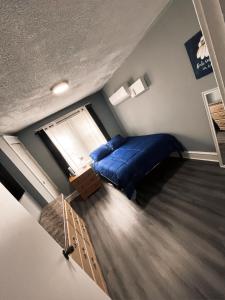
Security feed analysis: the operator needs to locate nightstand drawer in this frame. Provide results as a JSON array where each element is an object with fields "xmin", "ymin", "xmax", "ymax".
[
  {"xmin": 74, "ymin": 169, "xmax": 94, "ymax": 184},
  {"xmin": 87, "ymin": 181, "xmax": 102, "ymax": 193},
  {"xmin": 73, "ymin": 175, "xmax": 96, "ymax": 189},
  {"xmin": 80, "ymin": 186, "xmax": 101, "ymax": 199},
  {"xmin": 75, "ymin": 177, "xmax": 101, "ymax": 192}
]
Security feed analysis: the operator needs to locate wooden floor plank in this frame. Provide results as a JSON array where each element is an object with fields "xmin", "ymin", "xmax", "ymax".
[{"xmin": 72, "ymin": 158, "xmax": 225, "ymax": 300}]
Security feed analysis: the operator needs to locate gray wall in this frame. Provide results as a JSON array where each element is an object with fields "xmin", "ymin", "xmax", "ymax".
[
  {"xmin": 103, "ymin": 0, "xmax": 217, "ymax": 152},
  {"xmin": 18, "ymin": 92, "xmax": 122, "ymax": 196}
]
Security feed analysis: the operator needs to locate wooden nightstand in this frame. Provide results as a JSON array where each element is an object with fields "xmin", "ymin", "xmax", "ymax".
[{"xmin": 69, "ymin": 166, "xmax": 102, "ymax": 200}]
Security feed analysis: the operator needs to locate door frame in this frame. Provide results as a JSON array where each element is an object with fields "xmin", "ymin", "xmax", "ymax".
[{"xmin": 3, "ymin": 135, "xmax": 59, "ymax": 198}]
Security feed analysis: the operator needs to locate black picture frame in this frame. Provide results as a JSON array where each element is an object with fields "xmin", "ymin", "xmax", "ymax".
[{"xmin": 185, "ymin": 31, "xmax": 213, "ymax": 79}]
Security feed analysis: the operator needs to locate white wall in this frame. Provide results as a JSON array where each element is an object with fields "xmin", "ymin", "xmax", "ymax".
[
  {"xmin": 0, "ymin": 183, "xmax": 111, "ymax": 300},
  {"xmin": 104, "ymin": 0, "xmax": 217, "ymax": 152}
]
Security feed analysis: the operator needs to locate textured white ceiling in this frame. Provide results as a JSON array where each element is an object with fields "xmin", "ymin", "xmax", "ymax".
[{"xmin": 0, "ymin": 0, "xmax": 169, "ymax": 133}]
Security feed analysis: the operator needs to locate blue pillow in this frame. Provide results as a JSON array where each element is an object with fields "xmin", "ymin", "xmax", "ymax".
[
  {"xmin": 107, "ymin": 135, "xmax": 127, "ymax": 150},
  {"xmin": 89, "ymin": 144, "xmax": 111, "ymax": 162}
]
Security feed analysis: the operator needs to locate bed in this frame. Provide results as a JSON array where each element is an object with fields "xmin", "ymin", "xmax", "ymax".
[{"xmin": 90, "ymin": 134, "xmax": 183, "ymax": 199}]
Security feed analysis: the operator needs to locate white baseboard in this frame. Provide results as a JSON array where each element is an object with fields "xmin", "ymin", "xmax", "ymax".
[
  {"xmin": 65, "ymin": 190, "xmax": 79, "ymax": 203},
  {"xmin": 171, "ymin": 151, "xmax": 218, "ymax": 162}
]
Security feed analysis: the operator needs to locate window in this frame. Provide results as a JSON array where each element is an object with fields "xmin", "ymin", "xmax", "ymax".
[{"xmin": 44, "ymin": 107, "xmax": 106, "ymax": 172}]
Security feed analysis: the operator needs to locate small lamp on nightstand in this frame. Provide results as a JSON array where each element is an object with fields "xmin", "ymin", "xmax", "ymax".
[
  {"xmin": 68, "ymin": 156, "xmax": 86, "ymax": 176},
  {"xmin": 76, "ymin": 156, "xmax": 86, "ymax": 169}
]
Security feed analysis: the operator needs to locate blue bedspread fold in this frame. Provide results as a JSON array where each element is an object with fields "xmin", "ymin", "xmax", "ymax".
[{"xmin": 92, "ymin": 134, "xmax": 183, "ymax": 198}]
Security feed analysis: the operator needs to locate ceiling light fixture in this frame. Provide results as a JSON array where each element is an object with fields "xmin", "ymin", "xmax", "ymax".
[{"xmin": 51, "ymin": 81, "xmax": 69, "ymax": 95}]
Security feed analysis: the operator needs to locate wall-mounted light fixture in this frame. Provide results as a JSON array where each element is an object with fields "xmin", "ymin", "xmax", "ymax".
[{"xmin": 51, "ymin": 81, "xmax": 69, "ymax": 95}]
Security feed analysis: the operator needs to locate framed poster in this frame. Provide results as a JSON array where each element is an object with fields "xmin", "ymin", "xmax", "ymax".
[{"xmin": 185, "ymin": 31, "xmax": 213, "ymax": 79}]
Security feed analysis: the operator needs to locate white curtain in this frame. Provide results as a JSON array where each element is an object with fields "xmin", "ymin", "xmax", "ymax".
[{"xmin": 44, "ymin": 107, "xmax": 106, "ymax": 172}]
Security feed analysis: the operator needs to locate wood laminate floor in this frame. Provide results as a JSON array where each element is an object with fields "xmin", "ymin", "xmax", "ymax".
[{"xmin": 72, "ymin": 158, "xmax": 225, "ymax": 300}]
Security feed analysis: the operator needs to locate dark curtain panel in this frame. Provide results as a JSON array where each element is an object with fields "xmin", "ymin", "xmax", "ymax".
[
  {"xmin": 0, "ymin": 162, "xmax": 24, "ymax": 200},
  {"xmin": 86, "ymin": 104, "xmax": 111, "ymax": 141},
  {"xmin": 37, "ymin": 130, "xmax": 70, "ymax": 177}
]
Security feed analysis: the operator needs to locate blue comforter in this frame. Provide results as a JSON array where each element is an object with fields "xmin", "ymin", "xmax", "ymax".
[{"xmin": 93, "ymin": 134, "xmax": 183, "ymax": 198}]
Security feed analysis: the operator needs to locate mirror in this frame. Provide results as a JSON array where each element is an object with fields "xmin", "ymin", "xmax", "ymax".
[{"xmin": 203, "ymin": 87, "xmax": 225, "ymax": 168}]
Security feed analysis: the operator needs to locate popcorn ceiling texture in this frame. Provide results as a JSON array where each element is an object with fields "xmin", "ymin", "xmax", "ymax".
[{"xmin": 0, "ymin": 0, "xmax": 169, "ymax": 133}]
